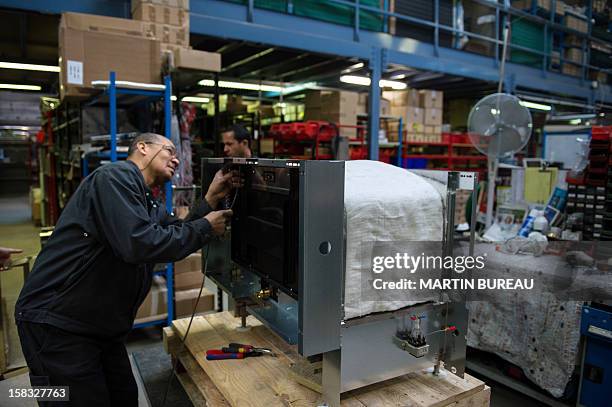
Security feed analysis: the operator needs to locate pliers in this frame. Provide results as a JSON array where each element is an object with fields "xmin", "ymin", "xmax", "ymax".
[{"xmin": 206, "ymin": 343, "xmax": 275, "ymax": 360}]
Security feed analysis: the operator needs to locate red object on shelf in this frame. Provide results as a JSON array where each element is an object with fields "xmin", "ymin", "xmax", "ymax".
[{"xmin": 451, "ymin": 134, "xmax": 469, "ymax": 143}]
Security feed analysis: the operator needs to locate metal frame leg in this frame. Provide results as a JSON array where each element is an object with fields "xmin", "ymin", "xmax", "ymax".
[{"xmin": 322, "ymin": 349, "xmax": 341, "ymax": 407}]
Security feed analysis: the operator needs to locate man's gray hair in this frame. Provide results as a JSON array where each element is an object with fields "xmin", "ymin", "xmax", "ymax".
[{"xmin": 128, "ymin": 133, "xmax": 165, "ymax": 156}]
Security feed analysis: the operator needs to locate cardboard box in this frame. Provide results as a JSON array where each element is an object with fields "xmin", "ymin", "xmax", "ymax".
[
  {"xmin": 172, "ymin": 47, "xmax": 221, "ymax": 72},
  {"xmin": 175, "ymin": 271, "xmax": 204, "ymax": 291},
  {"xmin": 565, "ymin": 13, "xmax": 588, "ymax": 33},
  {"xmin": 132, "ymin": 0, "xmax": 190, "ymax": 11},
  {"xmin": 135, "ymin": 276, "xmax": 168, "ymax": 321},
  {"xmin": 406, "ymin": 122, "xmax": 425, "ymax": 134},
  {"xmin": 424, "ymin": 125, "xmax": 442, "ymax": 134},
  {"xmin": 260, "ymin": 138, "xmax": 275, "ymax": 154},
  {"xmin": 61, "ymin": 12, "xmax": 146, "ymax": 37},
  {"xmin": 133, "ymin": 3, "xmax": 188, "ymax": 26},
  {"xmin": 175, "ymin": 287, "xmax": 215, "ymax": 318},
  {"xmin": 380, "ymin": 98, "xmax": 391, "ymax": 116},
  {"xmin": 356, "ymin": 93, "xmax": 367, "ymax": 115},
  {"xmin": 305, "ymin": 90, "xmax": 358, "ymax": 112},
  {"xmin": 304, "ymin": 90, "xmax": 358, "ymax": 138},
  {"xmin": 59, "ymin": 26, "xmax": 162, "ymax": 100},
  {"xmin": 419, "ymin": 90, "xmax": 443, "ymax": 109},
  {"xmin": 512, "ymin": 0, "xmax": 564, "ymax": 15},
  {"xmin": 564, "ymin": 47, "xmax": 583, "ymax": 64},
  {"xmin": 562, "ymin": 64, "xmax": 581, "ymax": 77},
  {"xmin": 383, "ymin": 89, "xmax": 419, "ymax": 107},
  {"xmin": 424, "ymin": 108, "xmax": 443, "ymax": 125},
  {"xmin": 389, "ymin": 105, "xmax": 423, "ymax": 124},
  {"xmin": 174, "ymin": 252, "xmax": 202, "ymax": 274},
  {"xmin": 30, "ymin": 187, "xmax": 41, "ymax": 225},
  {"xmin": 143, "ymin": 22, "xmax": 189, "ymax": 46}
]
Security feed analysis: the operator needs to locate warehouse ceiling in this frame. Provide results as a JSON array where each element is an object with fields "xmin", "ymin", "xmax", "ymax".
[
  {"xmin": 0, "ymin": 8, "xmax": 606, "ymax": 115},
  {"xmin": 0, "ymin": 9, "xmax": 59, "ymax": 92}
]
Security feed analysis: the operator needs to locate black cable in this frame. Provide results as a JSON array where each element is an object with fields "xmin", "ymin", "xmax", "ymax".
[
  {"xmin": 160, "ymin": 243, "xmax": 210, "ymax": 407},
  {"xmin": 161, "ymin": 175, "xmax": 238, "ymax": 406},
  {"xmin": 138, "ymin": 147, "xmax": 164, "ymax": 173}
]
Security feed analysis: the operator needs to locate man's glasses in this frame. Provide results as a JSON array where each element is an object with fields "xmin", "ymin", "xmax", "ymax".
[{"xmin": 144, "ymin": 142, "xmax": 177, "ymax": 157}]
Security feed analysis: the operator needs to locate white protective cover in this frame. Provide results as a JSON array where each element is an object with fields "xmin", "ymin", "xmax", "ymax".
[{"xmin": 343, "ymin": 160, "xmax": 445, "ymax": 320}]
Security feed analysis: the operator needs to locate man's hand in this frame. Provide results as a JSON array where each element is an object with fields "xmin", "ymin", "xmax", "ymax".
[
  {"xmin": 205, "ymin": 169, "xmax": 243, "ymax": 209},
  {"xmin": 0, "ymin": 247, "xmax": 22, "ymax": 271},
  {"xmin": 204, "ymin": 209, "xmax": 233, "ymax": 236}
]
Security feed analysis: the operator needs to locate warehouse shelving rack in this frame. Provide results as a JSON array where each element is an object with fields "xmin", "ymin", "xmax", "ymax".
[
  {"xmin": 85, "ymin": 71, "xmax": 175, "ymax": 329},
  {"xmin": 401, "ymin": 134, "xmax": 487, "ymax": 173},
  {"xmin": 12, "ymin": 0, "xmax": 612, "ymax": 162}
]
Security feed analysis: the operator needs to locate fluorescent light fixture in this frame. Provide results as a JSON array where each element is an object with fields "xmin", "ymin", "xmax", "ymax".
[
  {"xmin": 91, "ymin": 80, "xmax": 166, "ymax": 90},
  {"xmin": 171, "ymin": 95, "xmax": 177, "ymax": 101},
  {"xmin": 569, "ymin": 118, "xmax": 581, "ymax": 125},
  {"xmin": 341, "ymin": 62, "xmax": 365, "ymax": 74},
  {"xmin": 340, "ymin": 75, "xmax": 407, "ymax": 90},
  {"xmin": 340, "ymin": 75, "xmax": 371, "ymax": 86},
  {"xmin": 0, "ymin": 61, "xmax": 60, "ymax": 73},
  {"xmin": 0, "ymin": 83, "xmax": 41, "ymax": 91},
  {"xmin": 390, "ymin": 73, "xmax": 406, "ymax": 80},
  {"xmin": 550, "ymin": 113, "xmax": 595, "ymax": 121},
  {"xmin": 280, "ymin": 82, "xmax": 316, "ymax": 95},
  {"xmin": 182, "ymin": 96, "xmax": 210, "ymax": 103},
  {"xmin": 379, "ymin": 79, "xmax": 407, "ymax": 90},
  {"xmin": 519, "ymin": 100, "xmax": 552, "ymax": 111},
  {"xmin": 198, "ymin": 79, "xmax": 281, "ymax": 92}
]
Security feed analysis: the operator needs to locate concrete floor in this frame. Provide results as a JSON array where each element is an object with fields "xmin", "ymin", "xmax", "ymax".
[{"xmin": 0, "ymin": 193, "xmax": 558, "ymax": 407}]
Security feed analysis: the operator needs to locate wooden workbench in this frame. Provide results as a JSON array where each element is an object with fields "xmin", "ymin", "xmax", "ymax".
[{"xmin": 163, "ymin": 312, "xmax": 490, "ymax": 407}]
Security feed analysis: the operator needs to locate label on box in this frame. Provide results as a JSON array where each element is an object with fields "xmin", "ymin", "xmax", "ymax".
[
  {"xmin": 67, "ymin": 60, "xmax": 84, "ymax": 85},
  {"xmin": 459, "ymin": 172, "xmax": 476, "ymax": 190}
]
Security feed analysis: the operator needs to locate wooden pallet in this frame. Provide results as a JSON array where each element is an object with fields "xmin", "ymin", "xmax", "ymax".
[{"xmin": 163, "ymin": 312, "xmax": 490, "ymax": 407}]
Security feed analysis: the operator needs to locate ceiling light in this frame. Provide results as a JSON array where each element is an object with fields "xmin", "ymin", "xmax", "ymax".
[
  {"xmin": 0, "ymin": 83, "xmax": 42, "ymax": 91},
  {"xmin": 519, "ymin": 100, "xmax": 552, "ymax": 111},
  {"xmin": 340, "ymin": 75, "xmax": 371, "ymax": 86},
  {"xmin": 171, "ymin": 95, "xmax": 177, "ymax": 101},
  {"xmin": 569, "ymin": 118, "xmax": 582, "ymax": 124},
  {"xmin": 341, "ymin": 62, "xmax": 365, "ymax": 74},
  {"xmin": 182, "ymin": 96, "xmax": 210, "ymax": 103},
  {"xmin": 340, "ymin": 75, "xmax": 407, "ymax": 89},
  {"xmin": 0, "ymin": 62, "xmax": 60, "ymax": 73},
  {"xmin": 550, "ymin": 113, "xmax": 595, "ymax": 121},
  {"xmin": 379, "ymin": 79, "xmax": 407, "ymax": 90},
  {"xmin": 198, "ymin": 79, "xmax": 281, "ymax": 92},
  {"xmin": 390, "ymin": 73, "xmax": 406, "ymax": 80}
]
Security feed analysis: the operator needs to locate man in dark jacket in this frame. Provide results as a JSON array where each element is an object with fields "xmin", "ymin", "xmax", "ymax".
[{"xmin": 15, "ymin": 132, "xmax": 234, "ymax": 406}]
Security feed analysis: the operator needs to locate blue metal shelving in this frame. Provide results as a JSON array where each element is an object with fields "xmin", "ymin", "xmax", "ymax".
[
  {"xmin": 1, "ymin": 0, "xmax": 609, "ymax": 162},
  {"xmin": 83, "ymin": 71, "xmax": 175, "ymax": 329}
]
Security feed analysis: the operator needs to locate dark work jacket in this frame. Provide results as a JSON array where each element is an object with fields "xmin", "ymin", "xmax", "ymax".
[{"xmin": 15, "ymin": 160, "xmax": 213, "ymax": 340}]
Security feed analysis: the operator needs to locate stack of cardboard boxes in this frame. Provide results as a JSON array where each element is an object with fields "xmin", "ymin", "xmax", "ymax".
[
  {"xmin": 173, "ymin": 252, "xmax": 215, "ymax": 317},
  {"xmin": 135, "ymin": 252, "xmax": 215, "ymax": 322},
  {"xmin": 304, "ymin": 90, "xmax": 359, "ymax": 138},
  {"xmin": 58, "ymin": 4, "xmax": 220, "ymax": 101},
  {"xmin": 384, "ymin": 89, "xmax": 444, "ymax": 142},
  {"xmin": 135, "ymin": 275, "xmax": 168, "ymax": 323},
  {"xmin": 131, "ymin": 0, "xmax": 220, "ymax": 72},
  {"xmin": 59, "ymin": 12, "xmax": 163, "ymax": 100}
]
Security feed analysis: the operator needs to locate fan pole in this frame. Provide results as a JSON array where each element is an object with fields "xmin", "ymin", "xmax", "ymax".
[{"xmin": 486, "ymin": 158, "xmax": 497, "ymax": 228}]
